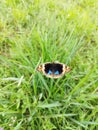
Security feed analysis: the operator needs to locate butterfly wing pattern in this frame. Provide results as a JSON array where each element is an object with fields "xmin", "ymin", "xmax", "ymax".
[{"xmin": 37, "ymin": 62, "xmax": 70, "ymax": 78}]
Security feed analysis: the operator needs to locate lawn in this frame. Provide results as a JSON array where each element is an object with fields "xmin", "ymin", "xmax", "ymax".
[{"xmin": 0, "ymin": 0, "xmax": 98, "ymax": 129}]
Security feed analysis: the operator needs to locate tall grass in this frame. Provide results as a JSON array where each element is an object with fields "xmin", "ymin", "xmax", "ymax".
[{"xmin": 0, "ymin": 0, "xmax": 98, "ymax": 129}]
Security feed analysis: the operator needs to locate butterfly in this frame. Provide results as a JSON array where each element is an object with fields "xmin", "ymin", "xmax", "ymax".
[{"xmin": 36, "ymin": 62, "xmax": 71, "ymax": 78}]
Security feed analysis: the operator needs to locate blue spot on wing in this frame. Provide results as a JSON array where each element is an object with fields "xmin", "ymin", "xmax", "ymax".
[
  {"xmin": 54, "ymin": 70, "xmax": 60, "ymax": 75},
  {"xmin": 47, "ymin": 70, "xmax": 52, "ymax": 75}
]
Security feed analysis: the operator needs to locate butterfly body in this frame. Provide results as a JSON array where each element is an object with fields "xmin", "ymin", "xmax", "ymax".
[{"xmin": 37, "ymin": 62, "xmax": 70, "ymax": 78}]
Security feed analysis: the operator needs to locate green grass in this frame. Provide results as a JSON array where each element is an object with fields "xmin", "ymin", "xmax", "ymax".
[{"xmin": 0, "ymin": 0, "xmax": 98, "ymax": 129}]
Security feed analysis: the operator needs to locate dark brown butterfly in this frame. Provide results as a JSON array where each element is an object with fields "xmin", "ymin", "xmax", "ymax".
[{"xmin": 37, "ymin": 62, "xmax": 70, "ymax": 78}]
